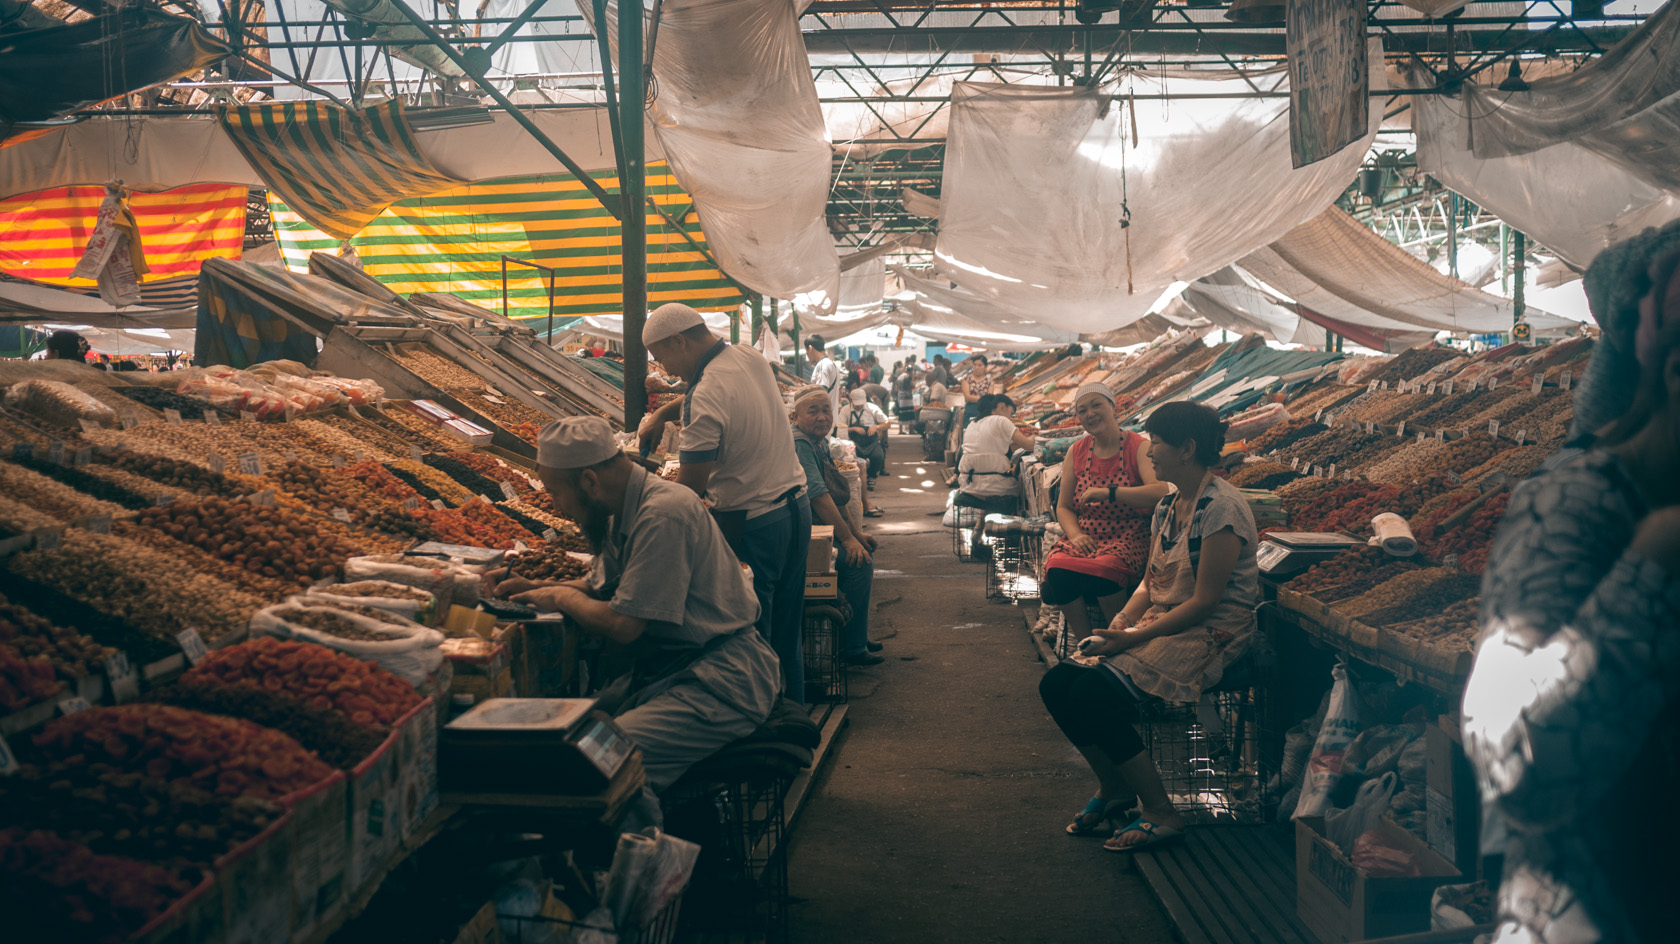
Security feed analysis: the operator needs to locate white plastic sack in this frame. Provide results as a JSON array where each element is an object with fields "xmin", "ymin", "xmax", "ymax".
[
  {"xmin": 603, "ymin": 828, "xmax": 700, "ymax": 932},
  {"xmin": 305, "ymin": 579, "xmax": 440, "ymax": 625},
  {"xmin": 252, "ymin": 601, "xmax": 445, "ymax": 685},
  {"xmin": 343, "ymin": 556, "xmax": 481, "ymax": 608},
  {"xmin": 933, "ymin": 42, "xmax": 1384, "ymax": 336},
  {"xmin": 1325, "ymin": 771, "xmax": 1398, "ymax": 857},
  {"xmin": 1295, "ymin": 660, "xmax": 1361, "ymax": 820}
]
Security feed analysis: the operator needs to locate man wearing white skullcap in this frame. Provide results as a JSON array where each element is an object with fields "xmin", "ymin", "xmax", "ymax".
[
  {"xmin": 494, "ymin": 415, "xmax": 784, "ymax": 799},
  {"xmin": 632, "ymin": 303, "xmax": 812, "ymax": 702}
]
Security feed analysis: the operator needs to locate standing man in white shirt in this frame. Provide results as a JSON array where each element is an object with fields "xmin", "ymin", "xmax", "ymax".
[
  {"xmin": 637, "ymin": 304, "xmax": 813, "ymax": 702},
  {"xmin": 806, "ymin": 335, "xmax": 844, "ymax": 422}
]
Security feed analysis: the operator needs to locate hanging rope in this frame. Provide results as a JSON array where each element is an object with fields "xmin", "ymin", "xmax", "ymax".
[{"xmin": 1121, "ymin": 90, "xmax": 1137, "ymax": 296}]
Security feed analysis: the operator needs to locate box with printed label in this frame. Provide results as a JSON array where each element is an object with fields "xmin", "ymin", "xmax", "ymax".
[
  {"xmin": 804, "ymin": 572, "xmax": 838, "ymax": 599},
  {"xmin": 808, "ymin": 526, "xmax": 835, "ymax": 573},
  {"xmin": 1425, "ymin": 718, "xmax": 1481, "ymax": 875},
  {"xmin": 1295, "ymin": 814, "xmax": 1461, "ymax": 943}
]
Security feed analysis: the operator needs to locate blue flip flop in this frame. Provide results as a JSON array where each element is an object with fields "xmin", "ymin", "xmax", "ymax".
[{"xmin": 1104, "ymin": 815, "xmax": 1186, "ymax": 853}]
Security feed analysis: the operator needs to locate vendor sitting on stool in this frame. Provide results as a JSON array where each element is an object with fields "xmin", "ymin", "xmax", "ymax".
[
  {"xmin": 1040, "ymin": 401, "xmax": 1259, "ymax": 852},
  {"xmin": 791, "ymin": 386, "xmax": 885, "ymax": 666},
  {"xmin": 953, "ymin": 393, "xmax": 1036, "ymax": 557},
  {"xmin": 1042, "ymin": 382, "xmax": 1166, "ymax": 639},
  {"xmin": 495, "ymin": 417, "xmax": 783, "ymax": 813},
  {"xmin": 844, "ymin": 388, "xmax": 890, "ymax": 516}
]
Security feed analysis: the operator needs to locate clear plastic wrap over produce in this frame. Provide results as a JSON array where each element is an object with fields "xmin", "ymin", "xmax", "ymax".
[
  {"xmin": 343, "ymin": 555, "xmax": 481, "ymax": 607},
  {"xmin": 1225, "ymin": 402, "xmax": 1291, "ymax": 442},
  {"xmin": 175, "ymin": 367, "xmax": 290, "ymax": 419},
  {"xmin": 304, "ymin": 580, "xmax": 438, "ymax": 625},
  {"xmin": 4, "ymin": 380, "xmax": 117, "ymax": 426},
  {"xmin": 251, "ymin": 602, "xmax": 444, "ymax": 685}
]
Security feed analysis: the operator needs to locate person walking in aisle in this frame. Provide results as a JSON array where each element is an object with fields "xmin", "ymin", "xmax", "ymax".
[
  {"xmin": 1041, "ymin": 401, "xmax": 1259, "ymax": 852},
  {"xmin": 494, "ymin": 417, "xmax": 783, "ymax": 813},
  {"xmin": 790, "ymin": 386, "xmax": 885, "ymax": 666},
  {"xmin": 636, "ymin": 303, "xmax": 813, "ymax": 702},
  {"xmin": 843, "ymin": 388, "xmax": 890, "ymax": 517},
  {"xmin": 806, "ymin": 335, "xmax": 844, "ymax": 421},
  {"xmin": 1040, "ymin": 382, "xmax": 1166, "ymax": 640}
]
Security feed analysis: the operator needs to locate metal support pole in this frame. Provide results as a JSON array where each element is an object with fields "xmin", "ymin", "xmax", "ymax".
[
  {"xmin": 1513, "ymin": 229, "xmax": 1526, "ymax": 335},
  {"xmin": 1499, "ymin": 223, "xmax": 1509, "ymax": 293},
  {"xmin": 750, "ymin": 295, "xmax": 764, "ymax": 344},
  {"xmin": 789, "ymin": 308, "xmax": 802, "ymax": 376},
  {"xmin": 618, "ymin": 0, "xmax": 648, "ymax": 430},
  {"xmin": 1446, "ymin": 193, "xmax": 1459, "ymax": 280},
  {"xmin": 501, "ymin": 257, "xmax": 509, "ymax": 318},
  {"xmin": 547, "ymin": 271, "xmax": 556, "ymax": 344},
  {"xmin": 730, "ymin": 305, "xmax": 740, "ymax": 344}
]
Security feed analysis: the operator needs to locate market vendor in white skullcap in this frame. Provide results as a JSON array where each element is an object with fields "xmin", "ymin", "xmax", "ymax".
[
  {"xmin": 493, "ymin": 415, "xmax": 783, "ymax": 801},
  {"xmin": 632, "ymin": 303, "xmax": 813, "ymax": 702}
]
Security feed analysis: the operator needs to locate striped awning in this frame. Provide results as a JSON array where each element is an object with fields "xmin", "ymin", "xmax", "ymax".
[
  {"xmin": 270, "ymin": 164, "xmax": 747, "ymax": 322},
  {"xmin": 218, "ymin": 100, "xmax": 465, "ymax": 240},
  {"xmin": 0, "ymin": 183, "xmax": 246, "ymax": 285}
]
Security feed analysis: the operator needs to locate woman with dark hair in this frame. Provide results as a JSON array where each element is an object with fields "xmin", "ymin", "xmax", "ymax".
[
  {"xmin": 44, "ymin": 330, "xmax": 88, "ymax": 363},
  {"xmin": 1461, "ymin": 224, "xmax": 1680, "ymax": 944},
  {"xmin": 961, "ymin": 355, "xmax": 993, "ymax": 426},
  {"xmin": 1039, "ymin": 399, "xmax": 1258, "ymax": 852},
  {"xmin": 1041, "ymin": 382, "xmax": 1166, "ymax": 641}
]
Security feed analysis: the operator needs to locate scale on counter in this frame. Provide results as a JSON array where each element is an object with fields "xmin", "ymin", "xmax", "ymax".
[
  {"xmin": 440, "ymin": 698, "xmax": 634, "ymax": 795},
  {"xmin": 1257, "ymin": 532, "xmax": 1367, "ymax": 577}
]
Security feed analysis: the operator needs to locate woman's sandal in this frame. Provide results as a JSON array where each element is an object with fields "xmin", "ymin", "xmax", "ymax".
[
  {"xmin": 1066, "ymin": 796, "xmax": 1136, "ymax": 837},
  {"xmin": 1103, "ymin": 816, "xmax": 1186, "ymax": 853}
]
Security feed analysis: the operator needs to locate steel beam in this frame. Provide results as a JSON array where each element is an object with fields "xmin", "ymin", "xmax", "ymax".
[{"xmin": 618, "ymin": 1, "xmax": 649, "ymax": 430}]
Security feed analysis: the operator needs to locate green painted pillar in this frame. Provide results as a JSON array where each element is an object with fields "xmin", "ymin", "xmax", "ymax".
[{"xmin": 618, "ymin": 0, "xmax": 647, "ymax": 430}]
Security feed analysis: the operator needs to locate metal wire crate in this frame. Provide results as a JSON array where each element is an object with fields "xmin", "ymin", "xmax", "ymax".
[
  {"xmin": 664, "ymin": 771, "xmax": 793, "ymax": 944},
  {"xmin": 802, "ymin": 603, "xmax": 848, "ymax": 704},
  {"xmin": 1137, "ymin": 680, "xmax": 1276, "ymax": 825}
]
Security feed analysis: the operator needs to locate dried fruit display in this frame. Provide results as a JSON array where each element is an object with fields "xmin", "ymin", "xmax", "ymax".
[
  {"xmin": 375, "ymin": 406, "xmax": 461, "ymax": 450},
  {"xmin": 30, "ymin": 704, "xmax": 334, "ymax": 800},
  {"xmin": 138, "ymin": 497, "xmax": 354, "ymax": 586},
  {"xmin": 302, "ymin": 415, "xmax": 411, "ymax": 460},
  {"xmin": 505, "ymin": 545, "xmax": 593, "ymax": 582},
  {"xmin": 1415, "ymin": 434, "xmax": 1502, "ymax": 480},
  {"xmin": 1362, "ymin": 439, "xmax": 1453, "ymax": 485},
  {"xmin": 407, "ymin": 503, "xmax": 523, "ymax": 550},
  {"xmin": 338, "ymin": 459, "xmax": 425, "ymax": 505},
  {"xmin": 509, "ymin": 421, "xmax": 542, "ymax": 444},
  {"xmin": 458, "ymin": 498, "xmax": 542, "ymax": 547},
  {"xmin": 185, "ymin": 637, "xmax": 422, "ymax": 726},
  {"xmin": 9, "ymin": 531, "xmax": 262, "ymax": 644},
  {"xmin": 1340, "ymin": 569, "xmax": 1462, "ymax": 619},
  {"xmin": 389, "ymin": 346, "xmax": 554, "ymax": 430},
  {"xmin": 1422, "ymin": 492, "xmax": 1510, "ymax": 573},
  {"xmin": 422, "ymin": 453, "xmax": 512, "ymax": 498},
  {"xmin": 0, "ymin": 591, "xmax": 112, "ymax": 686},
  {"xmin": 115, "ymin": 385, "xmax": 231, "ymax": 418},
  {"xmin": 1364, "ymin": 346, "xmax": 1463, "ymax": 385},
  {"xmin": 1458, "ymin": 444, "xmax": 1550, "ymax": 483},
  {"xmin": 0, "ymin": 827, "xmax": 197, "ymax": 944},
  {"xmin": 0, "ymin": 763, "xmax": 283, "ymax": 866},
  {"xmin": 1355, "ymin": 572, "xmax": 1481, "ymax": 625},
  {"xmin": 0, "ymin": 644, "xmax": 64, "ymax": 711},
  {"xmin": 154, "ymin": 678, "xmax": 389, "ymax": 770},
  {"xmin": 437, "ymin": 451, "xmax": 538, "ymax": 496},
  {"xmin": 1387, "ymin": 597, "xmax": 1481, "ymax": 644},
  {"xmin": 1229, "ymin": 461, "xmax": 1294, "ymax": 487},
  {"xmin": 8, "ymin": 455, "xmax": 154, "ymax": 510},
  {"xmin": 0, "ymin": 494, "xmax": 62, "ymax": 537},
  {"xmin": 4, "ymin": 379, "xmax": 117, "ymax": 426},
  {"xmin": 1340, "ymin": 391, "xmax": 1427, "ymax": 426},
  {"xmin": 0, "ymin": 461, "xmax": 128, "ymax": 520},
  {"xmin": 497, "ymin": 500, "xmax": 586, "ymax": 549},
  {"xmin": 1285, "ymin": 546, "xmax": 1389, "ymax": 592},
  {"xmin": 0, "ymin": 572, "xmax": 178, "ymax": 664},
  {"xmin": 388, "ymin": 457, "xmax": 474, "ymax": 505}
]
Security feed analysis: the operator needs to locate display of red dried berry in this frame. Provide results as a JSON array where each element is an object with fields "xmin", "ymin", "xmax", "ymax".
[
  {"xmin": 0, "ymin": 827, "xmax": 197, "ymax": 944},
  {"xmin": 184, "ymin": 637, "xmax": 421, "ymax": 726}
]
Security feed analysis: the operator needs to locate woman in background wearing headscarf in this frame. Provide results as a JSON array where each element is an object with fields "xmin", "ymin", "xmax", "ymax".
[
  {"xmin": 1040, "ymin": 382, "xmax": 1168, "ymax": 642},
  {"xmin": 1462, "ymin": 220, "xmax": 1680, "ymax": 944}
]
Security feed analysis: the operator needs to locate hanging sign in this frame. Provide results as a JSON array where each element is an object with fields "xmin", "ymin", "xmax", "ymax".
[{"xmin": 1287, "ymin": 0, "xmax": 1369, "ymax": 168}]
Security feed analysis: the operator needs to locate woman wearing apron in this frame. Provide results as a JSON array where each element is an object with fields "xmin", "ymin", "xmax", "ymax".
[{"xmin": 1039, "ymin": 401, "xmax": 1259, "ymax": 852}]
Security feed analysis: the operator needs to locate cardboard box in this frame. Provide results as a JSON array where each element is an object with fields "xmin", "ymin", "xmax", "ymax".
[
  {"xmin": 450, "ymin": 901, "xmax": 503, "ymax": 944},
  {"xmin": 214, "ymin": 816, "xmax": 292, "ymax": 944},
  {"xmin": 284, "ymin": 773, "xmax": 349, "ymax": 943},
  {"xmin": 346, "ymin": 730, "xmax": 400, "ymax": 894},
  {"xmin": 805, "ymin": 571, "xmax": 838, "ymax": 600},
  {"xmin": 1426, "ymin": 718, "xmax": 1481, "ymax": 875},
  {"xmin": 1296, "ymin": 815, "xmax": 1461, "ymax": 943},
  {"xmin": 393, "ymin": 698, "xmax": 440, "ymax": 842},
  {"xmin": 808, "ymin": 526, "xmax": 835, "ymax": 573}
]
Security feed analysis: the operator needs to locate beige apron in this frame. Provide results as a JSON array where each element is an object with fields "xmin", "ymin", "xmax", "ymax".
[{"xmin": 1105, "ymin": 477, "xmax": 1256, "ymax": 702}]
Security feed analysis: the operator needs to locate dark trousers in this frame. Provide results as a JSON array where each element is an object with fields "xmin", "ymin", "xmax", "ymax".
[
  {"xmin": 740, "ymin": 496, "xmax": 812, "ymax": 702},
  {"xmin": 836, "ymin": 554, "xmax": 873, "ymax": 657},
  {"xmin": 1038, "ymin": 661, "xmax": 1146, "ymax": 764},
  {"xmin": 854, "ymin": 438, "xmax": 886, "ymax": 478}
]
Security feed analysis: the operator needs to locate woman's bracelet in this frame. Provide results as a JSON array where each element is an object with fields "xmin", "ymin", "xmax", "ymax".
[{"xmin": 1108, "ymin": 483, "xmax": 1117, "ymax": 502}]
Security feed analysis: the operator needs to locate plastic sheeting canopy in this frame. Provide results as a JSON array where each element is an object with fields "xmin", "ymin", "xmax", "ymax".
[{"xmin": 0, "ymin": 10, "xmax": 228, "ymax": 123}]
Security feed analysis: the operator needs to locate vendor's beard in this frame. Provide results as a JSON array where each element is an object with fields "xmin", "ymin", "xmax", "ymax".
[{"xmin": 578, "ymin": 497, "xmax": 614, "ymax": 553}]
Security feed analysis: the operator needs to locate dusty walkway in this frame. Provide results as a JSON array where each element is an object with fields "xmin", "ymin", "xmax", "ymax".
[{"xmin": 785, "ymin": 433, "xmax": 1175, "ymax": 943}]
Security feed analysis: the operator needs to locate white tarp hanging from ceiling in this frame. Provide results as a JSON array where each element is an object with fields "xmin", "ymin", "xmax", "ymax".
[
  {"xmin": 1237, "ymin": 207, "xmax": 1575, "ymax": 334},
  {"xmin": 581, "ymin": 0, "xmax": 840, "ymax": 309},
  {"xmin": 1460, "ymin": 0, "xmax": 1680, "ymax": 193},
  {"xmin": 931, "ymin": 41, "xmax": 1385, "ymax": 336},
  {"xmin": 1180, "ymin": 271, "xmax": 1329, "ymax": 348},
  {"xmin": 893, "ymin": 265, "xmax": 1082, "ymax": 343},
  {"xmin": 0, "ymin": 279, "xmax": 196, "ymax": 328}
]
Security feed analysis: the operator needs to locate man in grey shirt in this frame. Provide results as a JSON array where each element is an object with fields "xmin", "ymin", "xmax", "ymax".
[{"xmin": 498, "ymin": 417, "xmax": 782, "ymax": 797}]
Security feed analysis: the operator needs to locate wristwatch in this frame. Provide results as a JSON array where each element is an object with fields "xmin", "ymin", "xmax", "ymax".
[{"xmin": 1108, "ymin": 483, "xmax": 1117, "ymax": 503}]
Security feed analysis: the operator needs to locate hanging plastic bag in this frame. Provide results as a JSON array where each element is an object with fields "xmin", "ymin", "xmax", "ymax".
[
  {"xmin": 1294, "ymin": 660, "xmax": 1361, "ymax": 820},
  {"xmin": 602, "ymin": 828, "xmax": 701, "ymax": 933},
  {"xmin": 1326, "ymin": 771, "xmax": 1398, "ymax": 856}
]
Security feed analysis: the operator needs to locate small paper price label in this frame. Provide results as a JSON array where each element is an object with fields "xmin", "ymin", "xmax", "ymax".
[
  {"xmin": 240, "ymin": 411, "xmax": 258, "ymax": 423},
  {"xmin": 74, "ymin": 447, "xmax": 92, "ymax": 467},
  {"xmin": 1312, "ymin": 465, "xmax": 1323, "ymax": 478},
  {"xmin": 249, "ymin": 490, "xmax": 276, "ymax": 507},
  {"xmin": 1368, "ymin": 380, "xmax": 1378, "ymax": 393},
  {"xmin": 1314, "ymin": 409, "xmax": 1323, "ymax": 422},
  {"xmin": 285, "ymin": 451, "xmax": 299, "ymax": 462},
  {"xmin": 48, "ymin": 442, "xmax": 65, "ymax": 465},
  {"xmin": 1380, "ymin": 380, "xmax": 1389, "ymax": 391},
  {"xmin": 331, "ymin": 507, "xmax": 353, "ymax": 522},
  {"xmin": 1364, "ymin": 421, "xmax": 1374, "ymax": 434},
  {"xmin": 332, "ymin": 454, "xmax": 347, "ymax": 468},
  {"xmin": 402, "ymin": 497, "xmax": 420, "ymax": 511},
  {"xmin": 177, "ymin": 628, "xmax": 209, "ymax": 665},
  {"xmin": 57, "ymin": 696, "xmax": 91, "ymax": 716},
  {"xmin": 1488, "ymin": 377, "xmax": 1500, "ymax": 390},
  {"xmin": 1531, "ymin": 375, "xmax": 1543, "ymax": 395},
  {"xmin": 11, "ymin": 442, "xmax": 32, "ymax": 460},
  {"xmin": 1449, "ymin": 470, "xmax": 1463, "ymax": 486},
  {"xmin": 1443, "ymin": 380, "xmax": 1454, "ymax": 395},
  {"xmin": 513, "ymin": 540, "xmax": 529, "ymax": 553},
  {"xmin": 1290, "ymin": 457, "xmax": 1300, "ymax": 470},
  {"xmin": 103, "ymin": 652, "xmax": 141, "ymax": 703},
  {"xmin": 1328, "ymin": 463, "xmax": 1337, "ymax": 478},
  {"xmin": 154, "ymin": 492, "xmax": 175, "ymax": 507},
  {"xmin": 78, "ymin": 418, "xmax": 101, "ymax": 433},
  {"xmin": 119, "ymin": 415, "xmax": 139, "ymax": 430},
  {"xmin": 205, "ymin": 409, "xmax": 222, "ymax": 426},
  {"xmin": 408, "ymin": 445, "xmax": 423, "ymax": 461},
  {"xmin": 238, "ymin": 453, "xmax": 263, "ymax": 476},
  {"xmin": 1467, "ymin": 380, "xmax": 1478, "ymax": 392},
  {"xmin": 34, "ymin": 528, "xmax": 62, "ymax": 550},
  {"xmin": 85, "ymin": 514, "xmax": 112, "ymax": 535},
  {"xmin": 1427, "ymin": 383, "xmax": 1437, "ymax": 395},
  {"xmin": 431, "ymin": 499, "xmax": 446, "ymax": 511},
  {"xmin": 1561, "ymin": 371, "xmax": 1572, "ymax": 391},
  {"xmin": 542, "ymin": 528, "xmax": 559, "ymax": 542},
  {"xmin": 1395, "ymin": 421, "xmax": 1406, "ymax": 438},
  {"xmin": 1516, "ymin": 429, "xmax": 1528, "ymax": 446},
  {"xmin": 1416, "ymin": 430, "xmax": 1426, "ymax": 443},
  {"xmin": 164, "ymin": 408, "xmax": 183, "ymax": 424},
  {"xmin": 500, "ymin": 482, "xmax": 519, "ymax": 502},
  {"xmin": 1489, "ymin": 420, "xmax": 1501, "ymax": 438},
  {"xmin": 208, "ymin": 453, "xmax": 226, "ymax": 474},
  {"xmin": 1436, "ymin": 429, "xmax": 1446, "ymax": 442}
]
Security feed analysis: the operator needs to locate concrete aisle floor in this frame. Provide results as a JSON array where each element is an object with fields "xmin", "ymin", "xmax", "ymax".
[{"xmin": 785, "ymin": 433, "xmax": 1176, "ymax": 944}]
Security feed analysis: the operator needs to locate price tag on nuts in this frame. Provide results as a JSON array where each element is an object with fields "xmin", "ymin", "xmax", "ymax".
[
  {"xmin": 1416, "ymin": 431, "xmax": 1426, "ymax": 443},
  {"xmin": 1396, "ymin": 421, "xmax": 1406, "ymax": 438},
  {"xmin": 431, "ymin": 499, "xmax": 446, "ymax": 511},
  {"xmin": 542, "ymin": 528, "xmax": 559, "ymax": 542},
  {"xmin": 1380, "ymin": 380, "xmax": 1389, "ymax": 391},
  {"xmin": 513, "ymin": 540, "xmax": 529, "ymax": 553},
  {"xmin": 85, "ymin": 514, "xmax": 112, "ymax": 535},
  {"xmin": 1312, "ymin": 465, "xmax": 1324, "ymax": 478},
  {"xmin": 48, "ymin": 442, "xmax": 65, "ymax": 465},
  {"xmin": 57, "ymin": 696, "xmax": 91, "ymax": 716},
  {"xmin": 1314, "ymin": 409, "xmax": 1323, "ymax": 422},
  {"xmin": 73, "ymin": 447, "xmax": 92, "ymax": 467},
  {"xmin": 34, "ymin": 528, "xmax": 62, "ymax": 550},
  {"xmin": 11, "ymin": 442, "xmax": 32, "ymax": 461},
  {"xmin": 1443, "ymin": 380, "xmax": 1454, "ymax": 395},
  {"xmin": 1488, "ymin": 377, "xmax": 1500, "ymax": 390},
  {"xmin": 332, "ymin": 454, "xmax": 347, "ymax": 468},
  {"xmin": 164, "ymin": 408, "xmax": 183, "ymax": 424},
  {"xmin": 1427, "ymin": 383, "xmax": 1437, "ymax": 395},
  {"xmin": 205, "ymin": 409, "xmax": 222, "ymax": 426},
  {"xmin": 403, "ymin": 497, "xmax": 420, "ymax": 511},
  {"xmin": 409, "ymin": 445, "xmax": 423, "ymax": 461},
  {"xmin": 1368, "ymin": 380, "xmax": 1379, "ymax": 393},
  {"xmin": 119, "ymin": 415, "xmax": 139, "ymax": 430},
  {"xmin": 208, "ymin": 453, "xmax": 226, "ymax": 475},
  {"xmin": 1516, "ymin": 429, "xmax": 1528, "ymax": 446},
  {"xmin": 285, "ymin": 451, "xmax": 299, "ymax": 462},
  {"xmin": 238, "ymin": 453, "xmax": 263, "ymax": 476},
  {"xmin": 331, "ymin": 507, "xmax": 353, "ymax": 522},
  {"xmin": 500, "ymin": 482, "xmax": 519, "ymax": 502},
  {"xmin": 1364, "ymin": 421, "xmax": 1374, "ymax": 434},
  {"xmin": 1488, "ymin": 419, "xmax": 1501, "ymax": 438},
  {"xmin": 1561, "ymin": 371, "xmax": 1572, "ymax": 391},
  {"xmin": 78, "ymin": 418, "xmax": 101, "ymax": 433},
  {"xmin": 1436, "ymin": 429, "xmax": 1446, "ymax": 442},
  {"xmin": 1449, "ymin": 470, "xmax": 1463, "ymax": 486},
  {"xmin": 103, "ymin": 652, "xmax": 139, "ymax": 704},
  {"xmin": 177, "ymin": 628, "xmax": 209, "ymax": 665},
  {"xmin": 1328, "ymin": 463, "xmax": 1337, "ymax": 478},
  {"xmin": 154, "ymin": 493, "xmax": 175, "ymax": 507},
  {"xmin": 1290, "ymin": 457, "xmax": 1300, "ymax": 470}
]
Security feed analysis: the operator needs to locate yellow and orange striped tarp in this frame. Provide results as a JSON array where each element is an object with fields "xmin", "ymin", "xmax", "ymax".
[{"xmin": 0, "ymin": 183, "xmax": 246, "ymax": 285}]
